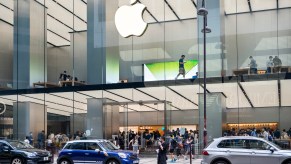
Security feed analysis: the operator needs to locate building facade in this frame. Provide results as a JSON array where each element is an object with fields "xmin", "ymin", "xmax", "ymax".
[{"xmin": 0, "ymin": 0, "xmax": 291, "ymax": 149}]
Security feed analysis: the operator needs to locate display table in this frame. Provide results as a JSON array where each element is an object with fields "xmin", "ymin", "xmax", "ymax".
[
  {"xmin": 33, "ymin": 82, "xmax": 59, "ymax": 88},
  {"xmin": 59, "ymin": 81, "xmax": 86, "ymax": 86}
]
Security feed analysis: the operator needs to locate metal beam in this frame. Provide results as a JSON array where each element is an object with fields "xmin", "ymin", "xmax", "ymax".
[
  {"xmin": 137, "ymin": 0, "xmax": 159, "ymax": 23},
  {"xmin": 190, "ymin": 0, "xmax": 197, "ymax": 8},
  {"xmin": 47, "ymin": 29, "xmax": 70, "ymax": 42},
  {"xmin": 134, "ymin": 88, "xmax": 182, "ymax": 111},
  {"xmin": 278, "ymin": 80, "xmax": 281, "ymax": 107},
  {"xmin": 238, "ymin": 82, "xmax": 254, "ymax": 108},
  {"xmin": 247, "ymin": 0, "xmax": 252, "ymax": 12},
  {"xmin": 75, "ymin": 91, "xmax": 138, "ymax": 112},
  {"xmin": 80, "ymin": 0, "xmax": 87, "ymax": 5},
  {"xmin": 21, "ymin": 94, "xmax": 86, "ymax": 111},
  {"xmin": 164, "ymin": 0, "xmax": 181, "ymax": 20},
  {"xmin": 105, "ymin": 90, "xmax": 159, "ymax": 111},
  {"xmin": 166, "ymin": 86, "xmax": 198, "ymax": 106},
  {"xmin": 277, "ymin": 0, "xmax": 279, "ymax": 9},
  {"xmin": 199, "ymin": 84, "xmax": 210, "ymax": 93},
  {"xmin": 51, "ymin": 0, "xmax": 87, "ymax": 23}
]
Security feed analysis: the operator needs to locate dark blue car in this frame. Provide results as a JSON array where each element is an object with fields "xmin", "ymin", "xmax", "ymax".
[
  {"xmin": 0, "ymin": 140, "xmax": 52, "ymax": 164},
  {"xmin": 57, "ymin": 139, "xmax": 139, "ymax": 164}
]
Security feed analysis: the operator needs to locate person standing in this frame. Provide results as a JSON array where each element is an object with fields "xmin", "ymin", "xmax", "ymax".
[
  {"xmin": 273, "ymin": 56, "xmax": 282, "ymax": 73},
  {"xmin": 175, "ymin": 55, "xmax": 186, "ymax": 79},
  {"xmin": 157, "ymin": 136, "xmax": 168, "ymax": 164},
  {"xmin": 266, "ymin": 56, "xmax": 273, "ymax": 73},
  {"xmin": 28, "ymin": 132, "xmax": 34, "ymax": 145},
  {"xmin": 249, "ymin": 56, "xmax": 257, "ymax": 74},
  {"xmin": 37, "ymin": 130, "xmax": 45, "ymax": 149}
]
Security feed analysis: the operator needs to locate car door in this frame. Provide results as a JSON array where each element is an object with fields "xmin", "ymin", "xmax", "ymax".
[
  {"xmin": 84, "ymin": 142, "xmax": 105, "ymax": 163},
  {"xmin": 65, "ymin": 142, "xmax": 86, "ymax": 164},
  {"xmin": 0, "ymin": 142, "xmax": 12, "ymax": 163},
  {"xmin": 249, "ymin": 139, "xmax": 281, "ymax": 164},
  {"xmin": 217, "ymin": 139, "xmax": 251, "ymax": 164}
]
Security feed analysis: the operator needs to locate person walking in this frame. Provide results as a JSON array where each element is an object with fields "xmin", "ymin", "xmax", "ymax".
[
  {"xmin": 37, "ymin": 130, "xmax": 45, "ymax": 149},
  {"xmin": 157, "ymin": 136, "xmax": 168, "ymax": 164},
  {"xmin": 175, "ymin": 55, "xmax": 186, "ymax": 79}
]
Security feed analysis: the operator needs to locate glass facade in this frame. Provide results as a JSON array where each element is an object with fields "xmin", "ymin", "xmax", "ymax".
[{"xmin": 0, "ymin": 0, "xmax": 291, "ymax": 152}]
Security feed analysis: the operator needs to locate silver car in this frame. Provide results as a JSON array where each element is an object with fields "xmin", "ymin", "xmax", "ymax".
[{"xmin": 201, "ymin": 136, "xmax": 291, "ymax": 164}]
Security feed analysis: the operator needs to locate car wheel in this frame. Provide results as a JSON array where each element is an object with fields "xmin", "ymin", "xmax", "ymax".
[
  {"xmin": 58, "ymin": 159, "xmax": 71, "ymax": 164},
  {"xmin": 11, "ymin": 157, "xmax": 23, "ymax": 164},
  {"xmin": 213, "ymin": 160, "xmax": 229, "ymax": 164},
  {"xmin": 107, "ymin": 159, "xmax": 119, "ymax": 164},
  {"xmin": 283, "ymin": 160, "xmax": 291, "ymax": 164}
]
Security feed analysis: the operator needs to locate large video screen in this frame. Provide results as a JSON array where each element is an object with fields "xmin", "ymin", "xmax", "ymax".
[{"xmin": 144, "ymin": 60, "xmax": 198, "ymax": 81}]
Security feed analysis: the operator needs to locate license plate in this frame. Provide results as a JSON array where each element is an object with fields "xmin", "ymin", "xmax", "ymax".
[
  {"xmin": 133, "ymin": 160, "xmax": 139, "ymax": 164},
  {"xmin": 43, "ymin": 157, "xmax": 49, "ymax": 161}
]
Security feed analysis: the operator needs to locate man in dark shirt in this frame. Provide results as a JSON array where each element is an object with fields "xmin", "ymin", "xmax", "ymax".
[
  {"xmin": 157, "ymin": 136, "xmax": 168, "ymax": 164},
  {"xmin": 273, "ymin": 56, "xmax": 282, "ymax": 73},
  {"xmin": 175, "ymin": 55, "xmax": 186, "ymax": 79}
]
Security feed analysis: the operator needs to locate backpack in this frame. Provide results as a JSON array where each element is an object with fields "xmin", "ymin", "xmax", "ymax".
[{"xmin": 171, "ymin": 139, "xmax": 177, "ymax": 148}]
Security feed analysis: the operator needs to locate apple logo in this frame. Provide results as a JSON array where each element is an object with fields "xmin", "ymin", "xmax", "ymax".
[
  {"xmin": 115, "ymin": 0, "xmax": 148, "ymax": 38},
  {"xmin": 0, "ymin": 101, "xmax": 6, "ymax": 115}
]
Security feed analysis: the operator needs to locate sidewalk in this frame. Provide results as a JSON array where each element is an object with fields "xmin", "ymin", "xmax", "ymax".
[
  {"xmin": 53, "ymin": 155, "xmax": 202, "ymax": 164},
  {"xmin": 140, "ymin": 158, "xmax": 202, "ymax": 164}
]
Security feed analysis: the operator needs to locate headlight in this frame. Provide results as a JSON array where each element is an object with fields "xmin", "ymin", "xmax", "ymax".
[
  {"xmin": 24, "ymin": 152, "xmax": 37, "ymax": 157},
  {"xmin": 118, "ymin": 152, "xmax": 127, "ymax": 159}
]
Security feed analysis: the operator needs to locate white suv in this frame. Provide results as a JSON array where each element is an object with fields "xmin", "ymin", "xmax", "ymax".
[{"xmin": 201, "ymin": 136, "xmax": 291, "ymax": 164}]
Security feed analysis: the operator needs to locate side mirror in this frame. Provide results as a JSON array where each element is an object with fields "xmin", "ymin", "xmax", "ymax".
[
  {"xmin": 95, "ymin": 149, "xmax": 100, "ymax": 153},
  {"xmin": 270, "ymin": 147, "xmax": 275, "ymax": 153}
]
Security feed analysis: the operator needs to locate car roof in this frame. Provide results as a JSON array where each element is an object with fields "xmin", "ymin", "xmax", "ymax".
[
  {"xmin": 214, "ymin": 136, "xmax": 264, "ymax": 140},
  {"xmin": 65, "ymin": 139, "xmax": 109, "ymax": 144}
]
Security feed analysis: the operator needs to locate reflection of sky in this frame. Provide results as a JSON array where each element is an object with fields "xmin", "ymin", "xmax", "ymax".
[
  {"xmin": 255, "ymin": 36, "xmax": 291, "ymax": 51},
  {"xmin": 120, "ymin": 48, "xmax": 171, "ymax": 61}
]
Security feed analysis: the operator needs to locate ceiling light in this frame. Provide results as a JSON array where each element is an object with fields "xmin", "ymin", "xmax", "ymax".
[
  {"xmin": 201, "ymin": 26, "xmax": 212, "ymax": 33},
  {"xmin": 197, "ymin": 8, "xmax": 208, "ymax": 16}
]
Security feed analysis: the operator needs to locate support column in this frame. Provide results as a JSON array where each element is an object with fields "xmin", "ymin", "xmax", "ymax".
[
  {"xmin": 86, "ymin": 98, "xmax": 119, "ymax": 139},
  {"xmin": 198, "ymin": 0, "xmax": 225, "ymax": 78},
  {"xmin": 87, "ymin": 0, "xmax": 106, "ymax": 84},
  {"xmin": 13, "ymin": 102, "xmax": 47, "ymax": 142},
  {"xmin": 198, "ymin": 93, "xmax": 226, "ymax": 148},
  {"xmin": 13, "ymin": 0, "xmax": 47, "ymax": 89}
]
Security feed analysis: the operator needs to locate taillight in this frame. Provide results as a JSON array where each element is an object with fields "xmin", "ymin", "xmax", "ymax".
[{"xmin": 202, "ymin": 150, "xmax": 209, "ymax": 155}]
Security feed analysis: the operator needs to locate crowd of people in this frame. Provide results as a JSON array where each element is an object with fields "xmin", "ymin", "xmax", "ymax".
[{"xmin": 249, "ymin": 55, "xmax": 282, "ymax": 74}]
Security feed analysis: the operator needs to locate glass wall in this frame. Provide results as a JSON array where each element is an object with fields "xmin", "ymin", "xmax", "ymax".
[{"xmin": 0, "ymin": 0, "xmax": 290, "ymax": 154}]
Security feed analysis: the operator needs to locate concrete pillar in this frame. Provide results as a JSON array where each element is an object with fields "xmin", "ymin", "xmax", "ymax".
[
  {"xmin": 13, "ymin": 0, "xmax": 47, "ymax": 89},
  {"xmin": 199, "ymin": 93, "xmax": 227, "ymax": 148},
  {"xmin": 86, "ymin": 99, "xmax": 120, "ymax": 139},
  {"xmin": 87, "ymin": 0, "xmax": 106, "ymax": 84},
  {"xmin": 13, "ymin": 102, "xmax": 47, "ymax": 142}
]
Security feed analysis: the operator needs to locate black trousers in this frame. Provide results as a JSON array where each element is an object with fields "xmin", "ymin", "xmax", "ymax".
[{"xmin": 157, "ymin": 154, "xmax": 167, "ymax": 164}]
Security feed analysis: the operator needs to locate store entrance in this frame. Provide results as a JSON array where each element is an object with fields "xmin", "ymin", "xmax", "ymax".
[{"xmin": 103, "ymin": 100, "xmax": 172, "ymax": 154}]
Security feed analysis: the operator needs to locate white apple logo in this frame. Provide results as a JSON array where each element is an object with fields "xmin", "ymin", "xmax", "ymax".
[{"xmin": 115, "ymin": 0, "xmax": 148, "ymax": 38}]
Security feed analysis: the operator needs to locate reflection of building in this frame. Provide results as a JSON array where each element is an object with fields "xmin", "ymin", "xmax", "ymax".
[{"xmin": 0, "ymin": 0, "xmax": 290, "ymax": 148}]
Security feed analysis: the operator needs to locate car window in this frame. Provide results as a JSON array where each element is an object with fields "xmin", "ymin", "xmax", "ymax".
[
  {"xmin": 70, "ymin": 142, "xmax": 85, "ymax": 150},
  {"xmin": 63, "ymin": 143, "xmax": 72, "ymax": 149},
  {"xmin": 99, "ymin": 141, "xmax": 119, "ymax": 151},
  {"xmin": 8, "ymin": 141, "xmax": 33, "ymax": 149},
  {"xmin": 0, "ymin": 142, "xmax": 8, "ymax": 150},
  {"xmin": 249, "ymin": 140, "xmax": 271, "ymax": 150},
  {"xmin": 86, "ymin": 142, "xmax": 101, "ymax": 150},
  {"xmin": 217, "ymin": 139, "xmax": 248, "ymax": 149}
]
